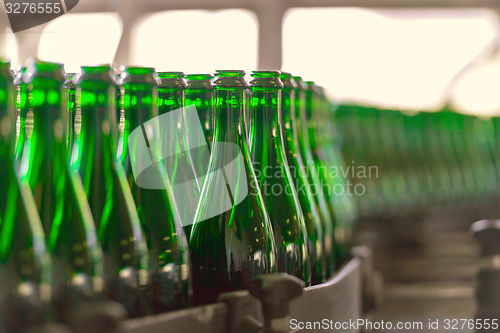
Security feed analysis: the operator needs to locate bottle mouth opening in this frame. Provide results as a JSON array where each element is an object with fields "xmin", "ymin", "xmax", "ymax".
[
  {"xmin": 185, "ymin": 74, "xmax": 213, "ymax": 81},
  {"xmin": 215, "ymin": 70, "xmax": 245, "ymax": 77},
  {"xmin": 157, "ymin": 71, "xmax": 185, "ymax": 79},
  {"xmin": 26, "ymin": 59, "xmax": 64, "ymax": 74},
  {"xmin": 279, "ymin": 72, "xmax": 297, "ymax": 89},
  {"xmin": 123, "ymin": 66, "xmax": 156, "ymax": 76},
  {"xmin": 81, "ymin": 65, "xmax": 112, "ymax": 74},
  {"xmin": 23, "ymin": 59, "xmax": 65, "ymax": 83},
  {"xmin": 0, "ymin": 61, "xmax": 10, "ymax": 72},
  {"xmin": 250, "ymin": 70, "xmax": 280, "ymax": 78}
]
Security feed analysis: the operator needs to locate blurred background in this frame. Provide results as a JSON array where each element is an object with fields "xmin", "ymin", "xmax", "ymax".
[{"xmin": 3, "ymin": 0, "xmax": 500, "ymax": 330}]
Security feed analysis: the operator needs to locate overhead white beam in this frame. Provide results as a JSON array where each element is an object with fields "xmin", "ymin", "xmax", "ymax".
[{"xmin": 70, "ymin": 0, "xmax": 500, "ymax": 13}]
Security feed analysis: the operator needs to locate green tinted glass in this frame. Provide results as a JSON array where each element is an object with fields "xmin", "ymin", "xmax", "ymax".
[
  {"xmin": 116, "ymin": 67, "xmax": 191, "ymax": 313},
  {"xmin": 189, "ymin": 70, "xmax": 277, "ymax": 305},
  {"xmin": 0, "ymin": 61, "xmax": 53, "ymax": 332},
  {"xmin": 293, "ymin": 77, "xmax": 335, "ymax": 279},
  {"xmin": 18, "ymin": 60, "xmax": 105, "ymax": 324},
  {"xmin": 72, "ymin": 65, "xmax": 151, "ymax": 317},
  {"xmin": 248, "ymin": 71, "xmax": 310, "ymax": 286},
  {"xmin": 280, "ymin": 72, "xmax": 326, "ymax": 285}
]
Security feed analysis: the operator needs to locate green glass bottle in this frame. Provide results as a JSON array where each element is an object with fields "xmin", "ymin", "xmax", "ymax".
[
  {"xmin": 0, "ymin": 61, "xmax": 53, "ymax": 333},
  {"xmin": 280, "ymin": 72, "xmax": 325, "ymax": 284},
  {"xmin": 17, "ymin": 60, "xmax": 105, "ymax": 323},
  {"xmin": 293, "ymin": 77, "xmax": 334, "ymax": 279},
  {"xmin": 116, "ymin": 67, "xmax": 191, "ymax": 313},
  {"xmin": 64, "ymin": 73, "xmax": 76, "ymax": 158},
  {"xmin": 247, "ymin": 71, "xmax": 310, "ymax": 286},
  {"xmin": 189, "ymin": 70, "xmax": 277, "ymax": 305},
  {"xmin": 313, "ymin": 85, "xmax": 354, "ymax": 258},
  {"xmin": 71, "ymin": 65, "xmax": 151, "ymax": 317},
  {"xmin": 156, "ymin": 72, "xmax": 202, "ymax": 233}
]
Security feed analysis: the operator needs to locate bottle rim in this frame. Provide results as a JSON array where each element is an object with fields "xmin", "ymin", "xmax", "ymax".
[
  {"xmin": 279, "ymin": 72, "xmax": 297, "ymax": 89},
  {"xmin": 119, "ymin": 66, "xmax": 157, "ymax": 85},
  {"xmin": 248, "ymin": 71, "xmax": 283, "ymax": 89},
  {"xmin": 157, "ymin": 71, "xmax": 185, "ymax": 79},
  {"xmin": 156, "ymin": 72, "xmax": 187, "ymax": 88},
  {"xmin": 122, "ymin": 66, "xmax": 156, "ymax": 76},
  {"xmin": 214, "ymin": 70, "xmax": 245, "ymax": 77},
  {"xmin": 74, "ymin": 65, "xmax": 116, "ymax": 85},
  {"xmin": 23, "ymin": 59, "xmax": 65, "ymax": 83},
  {"xmin": 213, "ymin": 70, "xmax": 247, "ymax": 88},
  {"xmin": 185, "ymin": 74, "xmax": 213, "ymax": 81},
  {"xmin": 250, "ymin": 70, "xmax": 281, "ymax": 78},
  {"xmin": 292, "ymin": 76, "xmax": 308, "ymax": 90},
  {"xmin": 81, "ymin": 65, "xmax": 112, "ymax": 74}
]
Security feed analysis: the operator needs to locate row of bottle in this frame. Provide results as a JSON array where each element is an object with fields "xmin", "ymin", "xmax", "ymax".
[
  {"xmin": 335, "ymin": 104, "xmax": 500, "ymax": 217},
  {"xmin": 0, "ymin": 60, "xmax": 355, "ymax": 332}
]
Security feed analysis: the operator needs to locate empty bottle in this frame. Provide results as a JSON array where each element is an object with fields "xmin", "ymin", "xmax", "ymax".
[
  {"xmin": 116, "ymin": 67, "xmax": 191, "ymax": 313},
  {"xmin": 247, "ymin": 70, "xmax": 310, "ymax": 286},
  {"xmin": 18, "ymin": 59, "xmax": 105, "ymax": 323},
  {"xmin": 280, "ymin": 72, "xmax": 326, "ymax": 285},
  {"xmin": 0, "ymin": 60, "xmax": 53, "ymax": 333},
  {"xmin": 189, "ymin": 70, "xmax": 277, "ymax": 305},
  {"xmin": 293, "ymin": 76, "xmax": 335, "ymax": 279},
  {"xmin": 157, "ymin": 72, "xmax": 202, "ymax": 231},
  {"xmin": 71, "ymin": 65, "xmax": 151, "ymax": 317}
]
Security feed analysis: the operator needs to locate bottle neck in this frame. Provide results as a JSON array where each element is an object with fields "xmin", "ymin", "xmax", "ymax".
[
  {"xmin": 185, "ymin": 88, "xmax": 213, "ymax": 142},
  {"xmin": 294, "ymin": 88, "xmax": 311, "ymax": 152},
  {"xmin": 305, "ymin": 88, "xmax": 317, "ymax": 151},
  {"xmin": 26, "ymin": 77, "xmax": 66, "ymax": 157},
  {"xmin": 212, "ymin": 87, "xmax": 247, "ymax": 146},
  {"xmin": 71, "ymin": 82, "xmax": 118, "ymax": 171},
  {"xmin": 116, "ymin": 82, "xmax": 158, "ymax": 171},
  {"xmin": 281, "ymin": 87, "xmax": 302, "ymax": 155},
  {"xmin": 158, "ymin": 88, "xmax": 184, "ymax": 114},
  {"xmin": 248, "ymin": 88, "xmax": 281, "ymax": 163}
]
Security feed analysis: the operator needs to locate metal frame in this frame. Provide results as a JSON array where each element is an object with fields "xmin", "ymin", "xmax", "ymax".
[{"xmin": 117, "ymin": 256, "xmax": 363, "ymax": 333}]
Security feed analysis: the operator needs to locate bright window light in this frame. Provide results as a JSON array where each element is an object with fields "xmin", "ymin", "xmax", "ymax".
[
  {"xmin": 452, "ymin": 62, "xmax": 500, "ymax": 117},
  {"xmin": 38, "ymin": 13, "xmax": 122, "ymax": 73},
  {"xmin": 5, "ymin": 27, "xmax": 19, "ymax": 69},
  {"xmin": 132, "ymin": 10, "xmax": 258, "ymax": 74},
  {"xmin": 282, "ymin": 8, "xmax": 498, "ymax": 111}
]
